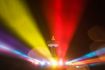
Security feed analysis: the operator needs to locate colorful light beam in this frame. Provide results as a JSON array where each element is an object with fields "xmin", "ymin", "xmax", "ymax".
[
  {"xmin": 42, "ymin": 0, "xmax": 85, "ymax": 60},
  {"xmin": 0, "ymin": 41, "xmax": 66, "ymax": 67},
  {"xmin": 71, "ymin": 57, "xmax": 105, "ymax": 66},
  {"xmin": 0, "ymin": 41, "xmax": 41, "ymax": 65},
  {"xmin": 0, "ymin": 30, "xmax": 30, "ymax": 54},
  {"xmin": 66, "ymin": 47, "xmax": 105, "ymax": 65},
  {"xmin": 0, "ymin": 30, "xmax": 49, "ymax": 60},
  {"xmin": 0, "ymin": 0, "xmax": 53, "ymax": 61}
]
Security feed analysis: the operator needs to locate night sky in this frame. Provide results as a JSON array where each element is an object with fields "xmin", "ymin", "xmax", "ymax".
[{"xmin": 0, "ymin": 0, "xmax": 105, "ymax": 70}]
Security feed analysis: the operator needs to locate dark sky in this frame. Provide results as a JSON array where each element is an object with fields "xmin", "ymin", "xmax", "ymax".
[{"xmin": 0, "ymin": 0, "xmax": 105, "ymax": 70}]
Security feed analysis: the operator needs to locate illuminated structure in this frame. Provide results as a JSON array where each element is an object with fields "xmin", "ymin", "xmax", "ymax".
[{"xmin": 48, "ymin": 36, "xmax": 58, "ymax": 57}]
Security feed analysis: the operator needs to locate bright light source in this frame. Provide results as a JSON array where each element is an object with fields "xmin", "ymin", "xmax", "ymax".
[
  {"xmin": 76, "ymin": 66, "xmax": 80, "ymax": 68},
  {"xmin": 65, "ymin": 61, "xmax": 73, "ymax": 65},
  {"xmin": 29, "ymin": 59, "xmax": 40, "ymax": 65},
  {"xmin": 58, "ymin": 59, "xmax": 63, "ymax": 66},
  {"xmin": 50, "ymin": 60, "xmax": 58, "ymax": 67},
  {"xmin": 46, "ymin": 61, "xmax": 50, "ymax": 66},
  {"xmin": 40, "ymin": 61, "xmax": 46, "ymax": 66},
  {"xmin": 52, "ymin": 61, "xmax": 58, "ymax": 66}
]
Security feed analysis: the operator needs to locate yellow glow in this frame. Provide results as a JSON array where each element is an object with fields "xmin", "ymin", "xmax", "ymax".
[
  {"xmin": 0, "ymin": 0, "xmax": 52, "ymax": 60},
  {"xmin": 71, "ymin": 58, "xmax": 103, "ymax": 66},
  {"xmin": 50, "ymin": 59, "xmax": 58, "ymax": 68}
]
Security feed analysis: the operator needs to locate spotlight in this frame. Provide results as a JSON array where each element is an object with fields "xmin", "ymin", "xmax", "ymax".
[
  {"xmin": 76, "ymin": 66, "xmax": 80, "ymax": 68},
  {"xmin": 65, "ymin": 61, "xmax": 73, "ymax": 65},
  {"xmin": 50, "ymin": 60, "xmax": 58, "ymax": 67},
  {"xmin": 40, "ymin": 61, "xmax": 46, "ymax": 66},
  {"xmin": 28, "ymin": 58, "xmax": 40, "ymax": 65},
  {"xmin": 46, "ymin": 61, "xmax": 51, "ymax": 66},
  {"xmin": 58, "ymin": 59, "xmax": 63, "ymax": 66}
]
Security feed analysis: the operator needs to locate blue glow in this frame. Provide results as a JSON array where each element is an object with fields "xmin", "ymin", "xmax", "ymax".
[
  {"xmin": 89, "ymin": 63, "xmax": 103, "ymax": 67},
  {"xmin": 40, "ymin": 61, "xmax": 46, "ymax": 66},
  {"xmin": 96, "ymin": 48, "xmax": 105, "ymax": 56},
  {"xmin": 66, "ymin": 47, "xmax": 105, "ymax": 64},
  {"xmin": 11, "ymin": 49, "xmax": 28, "ymax": 58},
  {"xmin": 0, "ymin": 42, "xmax": 28, "ymax": 58},
  {"xmin": 0, "ymin": 42, "xmax": 41, "ymax": 64}
]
